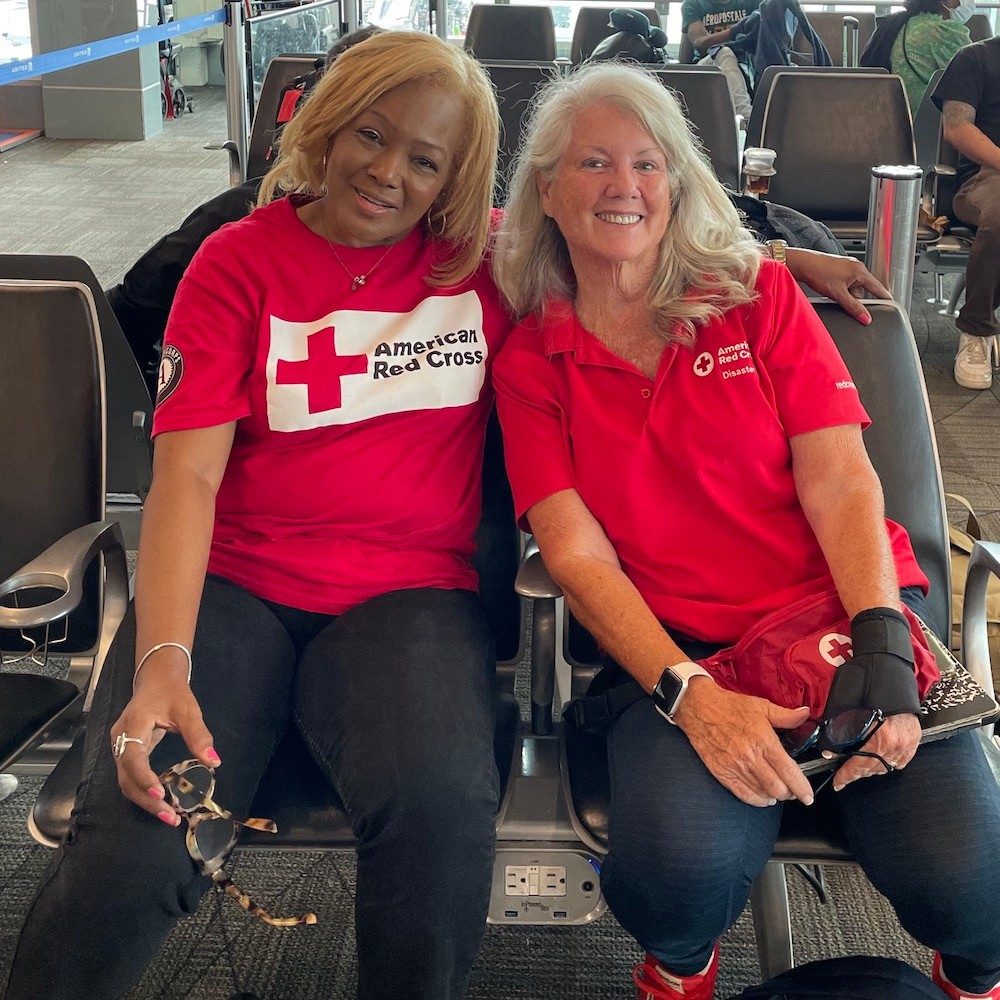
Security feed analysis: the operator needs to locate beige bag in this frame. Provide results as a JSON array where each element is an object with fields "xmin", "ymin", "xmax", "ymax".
[{"xmin": 947, "ymin": 493, "xmax": 1000, "ymax": 690}]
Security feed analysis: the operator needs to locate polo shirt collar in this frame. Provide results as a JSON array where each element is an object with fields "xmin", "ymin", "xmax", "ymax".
[{"xmin": 539, "ymin": 298, "xmax": 679, "ymax": 375}]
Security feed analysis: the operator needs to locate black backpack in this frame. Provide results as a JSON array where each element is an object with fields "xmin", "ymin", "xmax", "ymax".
[
  {"xmin": 732, "ymin": 957, "xmax": 945, "ymax": 1000},
  {"xmin": 588, "ymin": 8, "xmax": 668, "ymax": 64}
]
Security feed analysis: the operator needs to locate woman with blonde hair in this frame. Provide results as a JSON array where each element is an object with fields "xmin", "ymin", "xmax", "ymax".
[
  {"xmin": 494, "ymin": 62, "xmax": 1000, "ymax": 1000},
  {"xmin": 6, "ymin": 31, "xmax": 509, "ymax": 1000}
]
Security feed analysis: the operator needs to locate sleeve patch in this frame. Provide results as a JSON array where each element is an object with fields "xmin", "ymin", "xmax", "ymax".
[{"xmin": 156, "ymin": 344, "xmax": 184, "ymax": 406}]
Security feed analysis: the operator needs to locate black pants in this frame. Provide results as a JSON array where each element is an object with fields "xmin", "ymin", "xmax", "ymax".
[{"xmin": 5, "ymin": 577, "xmax": 500, "ymax": 1000}]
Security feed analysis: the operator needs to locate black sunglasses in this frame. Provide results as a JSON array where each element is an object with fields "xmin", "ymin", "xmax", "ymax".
[{"xmin": 781, "ymin": 708, "xmax": 892, "ymax": 795}]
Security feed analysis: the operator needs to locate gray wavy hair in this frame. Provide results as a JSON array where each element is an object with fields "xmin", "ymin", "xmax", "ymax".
[{"xmin": 493, "ymin": 62, "xmax": 761, "ymax": 344}]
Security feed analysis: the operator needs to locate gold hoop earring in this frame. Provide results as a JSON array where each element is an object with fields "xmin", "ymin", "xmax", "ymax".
[{"xmin": 426, "ymin": 209, "xmax": 447, "ymax": 237}]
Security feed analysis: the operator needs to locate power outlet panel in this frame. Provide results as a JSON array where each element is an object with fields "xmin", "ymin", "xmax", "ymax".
[{"xmin": 488, "ymin": 849, "xmax": 605, "ymax": 925}]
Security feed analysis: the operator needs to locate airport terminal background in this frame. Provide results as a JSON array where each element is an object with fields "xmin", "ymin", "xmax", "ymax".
[{"xmin": 2, "ymin": 1, "xmax": 1000, "ymax": 997}]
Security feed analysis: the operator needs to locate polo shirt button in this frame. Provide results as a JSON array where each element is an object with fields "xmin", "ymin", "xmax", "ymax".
[{"xmin": 640, "ymin": 388, "xmax": 651, "ymax": 399}]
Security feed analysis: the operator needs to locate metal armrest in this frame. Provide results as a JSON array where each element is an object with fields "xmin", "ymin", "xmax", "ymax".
[
  {"xmin": 204, "ymin": 139, "xmax": 242, "ymax": 188},
  {"xmin": 932, "ymin": 163, "xmax": 957, "ymax": 177},
  {"xmin": 132, "ymin": 410, "xmax": 152, "ymax": 497},
  {"xmin": 961, "ymin": 540, "xmax": 1000, "ymax": 700},
  {"xmin": 515, "ymin": 543, "xmax": 563, "ymax": 599},
  {"xmin": 516, "ymin": 542, "xmax": 562, "ymax": 735},
  {"xmin": 0, "ymin": 521, "xmax": 126, "ymax": 631}
]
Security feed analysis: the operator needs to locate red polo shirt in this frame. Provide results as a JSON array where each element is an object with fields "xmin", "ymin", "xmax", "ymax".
[{"xmin": 494, "ymin": 258, "xmax": 928, "ymax": 643}]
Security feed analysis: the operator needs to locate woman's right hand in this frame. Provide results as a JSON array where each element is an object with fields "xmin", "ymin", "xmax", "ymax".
[
  {"xmin": 673, "ymin": 679, "xmax": 815, "ymax": 807},
  {"xmin": 109, "ymin": 658, "xmax": 220, "ymax": 826}
]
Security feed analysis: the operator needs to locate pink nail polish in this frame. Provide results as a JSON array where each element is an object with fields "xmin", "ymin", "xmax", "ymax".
[
  {"xmin": 157, "ymin": 811, "xmax": 176, "ymax": 825},
  {"xmin": 206, "ymin": 748, "xmax": 221, "ymax": 766},
  {"xmin": 147, "ymin": 786, "xmax": 164, "ymax": 800}
]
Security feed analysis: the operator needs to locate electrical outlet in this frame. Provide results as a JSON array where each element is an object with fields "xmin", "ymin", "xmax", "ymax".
[
  {"xmin": 505, "ymin": 865, "xmax": 567, "ymax": 897},
  {"xmin": 505, "ymin": 866, "xmax": 531, "ymax": 896},
  {"xmin": 539, "ymin": 865, "xmax": 567, "ymax": 897}
]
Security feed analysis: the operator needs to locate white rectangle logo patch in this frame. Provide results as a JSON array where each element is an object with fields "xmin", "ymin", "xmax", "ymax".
[{"xmin": 265, "ymin": 291, "xmax": 486, "ymax": 432}]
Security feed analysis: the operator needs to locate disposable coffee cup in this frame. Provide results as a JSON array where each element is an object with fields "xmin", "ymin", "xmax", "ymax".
[{"xmin": 743, "ymin": 147, "xmax": 777, "ymax": 174}]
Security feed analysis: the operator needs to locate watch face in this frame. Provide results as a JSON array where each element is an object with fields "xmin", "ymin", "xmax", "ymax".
[{"xmin": 653, "ymin": 668, "xmax": 685, "ymax": 717}]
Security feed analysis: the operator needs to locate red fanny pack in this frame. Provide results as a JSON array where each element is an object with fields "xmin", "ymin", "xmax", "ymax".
[{"xmin": 699, "ymin": 591, "xmax": 941, "ymax": 720}]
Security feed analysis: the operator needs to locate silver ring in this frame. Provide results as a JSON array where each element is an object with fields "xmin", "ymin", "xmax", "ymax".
[{"xmin": 113, "ymin": 732, "xmax": 145, "ymax": 758}]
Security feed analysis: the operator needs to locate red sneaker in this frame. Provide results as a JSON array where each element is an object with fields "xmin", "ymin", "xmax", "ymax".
[
  {"xmin": 632, "ymin": 945, "xmax": 719, "ymax": 1000},
  {"xmin": 933, "ymin": 953, "xmax": 1000, "ymax": 999}
]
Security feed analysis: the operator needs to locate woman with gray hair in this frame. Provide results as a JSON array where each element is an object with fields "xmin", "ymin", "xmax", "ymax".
[{"xmin": 493, "ymin": 63, "xmax": 1000, "ymax": 1000}]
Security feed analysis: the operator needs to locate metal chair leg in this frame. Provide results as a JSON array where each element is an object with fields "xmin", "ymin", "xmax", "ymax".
[
  {"xmin": 927, "ymin": 272, "xmax": 947, "ymax": 306},
  {"xmin": 940, "ymin": 273, "xmax": 967, "ymax": 318},
  {"xmin": 750, "ymin": 861, "xmax": 795, "ymax": 979}
]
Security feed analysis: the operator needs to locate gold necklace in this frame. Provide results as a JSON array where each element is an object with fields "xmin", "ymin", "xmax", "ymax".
[{"xmin": 324, "ymin": 227, "xmax": 396, "ymax": 292}]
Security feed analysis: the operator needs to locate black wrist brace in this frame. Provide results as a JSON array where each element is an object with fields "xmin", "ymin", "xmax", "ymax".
[{"xmin": 823, "ymin": 607, "xmax": 921, "ymax": 719}]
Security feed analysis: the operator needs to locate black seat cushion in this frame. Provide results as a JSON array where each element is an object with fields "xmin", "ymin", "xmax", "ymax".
[
  {"xmin": 33, "ymin": 691, "xmax": 522, "ymax": 849},
  {"xmin": 0, "ymin": 673, "xmax": 79, "ymax": 771}
]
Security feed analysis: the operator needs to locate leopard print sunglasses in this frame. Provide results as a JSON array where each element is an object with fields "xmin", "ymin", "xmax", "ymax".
[{"xmin": 160, "ymin": 759, "xmax": 317, "ymax": 927}]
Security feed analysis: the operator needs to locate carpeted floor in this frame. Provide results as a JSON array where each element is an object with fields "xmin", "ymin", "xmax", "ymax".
[
  {"xmin": 0, "ymin": 84, "xmax": 997, "ymax": 1000},
  {"xmin": 0, "ymin": 773, "xmax": 932, "ymax": 1000}
]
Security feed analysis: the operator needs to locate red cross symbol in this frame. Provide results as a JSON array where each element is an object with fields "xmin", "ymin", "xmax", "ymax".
[
  {"xmin": 276, "ymin": 326, "xmax": 368, "ymax": 414},
  {"xmin": 826, "ymin": 636, "xmax": 853, "ymax": 661},
  {"xmin": 695, "ymin": 353, "xmax": 713, "ymax": 374}
]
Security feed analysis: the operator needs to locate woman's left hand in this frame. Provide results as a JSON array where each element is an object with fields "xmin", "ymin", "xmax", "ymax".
[
  {"xmin": 784, "ymin": 248, "xmax": 892, "ymax": 326},
  {"xmin": 832, "ymin": 712, "xmax": 921, "ymax": 790}
]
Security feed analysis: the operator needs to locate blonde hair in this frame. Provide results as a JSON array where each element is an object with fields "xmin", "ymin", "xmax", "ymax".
[
  {"xmin": 258, "ymin": 31, "xmax": 499, "ymax": 287},
  {"xmin": 493, "ymin": 62, "xmax": 761, "ymax": 343}
]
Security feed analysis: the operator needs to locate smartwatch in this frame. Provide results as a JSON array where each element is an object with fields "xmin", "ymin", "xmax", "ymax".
[
  {"xmin": 764, "ymin": 239, "xmax": 788, "ymax": 265},
  {"xmin": 651, "ymin": 662, "xmax": 713, "ymax": 725}
]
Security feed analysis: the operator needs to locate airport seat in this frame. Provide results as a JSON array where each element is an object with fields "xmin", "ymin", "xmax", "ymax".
[
  {"xmin": 793, "ymin": 12, "xmax": 876, "ymax": 67},
  {"xmin": 246, "ymin": 53, "xmax": 324, "ymax": 183},
  {"xmin": 964, "ymin": 13, "xmax": 992, "ymax": 41},
  {"xmin": 0, "ymin": 256, "xmax": 153, "ymax": 520},
  {"xmin": 0, "ymin": 279, "xmax": 130, "ymax": 787},
  {"xmin": 756, "ymin": 72, "xmax": 935, "ymax": 252},
  {"xmin": 464, "ymin": 4, "xmax": 557, "ymax": 62},
  {"xmin": 570, "ymin": 5, "xmax": 660, "ymax": 63},
  {"xmin": 481, "ymin": 60, "xmax": 562, "ymax": 204},
  {"xmin": 29, "ymin": 411, "xmax": 525, "ymax": 856},
  {"xmin": 744, "ymin": 65, "xmax": 888, "ymax": 150},
  {"xmin": 651, "ymin": 67, "xmax": 741, "ymax": 191},
  {"xmin": 518, "ymin": 300, "xmax": 1000, "ymax": 975}
]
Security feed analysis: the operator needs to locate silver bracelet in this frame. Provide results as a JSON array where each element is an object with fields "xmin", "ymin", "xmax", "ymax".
[{"xmin": 134, "ymin": 642, "xmax": 192, "ymax": 689}]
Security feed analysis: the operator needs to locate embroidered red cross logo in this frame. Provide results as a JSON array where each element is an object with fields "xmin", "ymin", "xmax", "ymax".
[
  {"xmin": 826, "ymin": 637, "xmax": 853, "ymax": 661},
  {"xmin": 276, "ymin": 326, "xmax": 368, "ymax": 414},
  {"xmin": 696, "ymin": 354, "xmax": 713, "ymax": 373}
]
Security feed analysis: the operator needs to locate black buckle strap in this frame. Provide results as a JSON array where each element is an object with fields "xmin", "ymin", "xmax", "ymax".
[{"xmin": 563, "ymin": 679, "xmax": 646, "ymax": 732}]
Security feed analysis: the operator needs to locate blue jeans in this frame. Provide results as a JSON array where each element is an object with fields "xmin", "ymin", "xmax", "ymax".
[
  {"xmin": 4, "ymin": 576, "xmax": 500, "ymax": 1000},
  {"xmin": 601, "ymin": 589, "xmax": 1000, "ymax": 992}
]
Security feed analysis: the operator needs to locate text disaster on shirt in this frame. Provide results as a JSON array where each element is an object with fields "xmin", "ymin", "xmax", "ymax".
[{"xmin": 265, "ymin": 290, "xmax": 487, "ymax": 432}]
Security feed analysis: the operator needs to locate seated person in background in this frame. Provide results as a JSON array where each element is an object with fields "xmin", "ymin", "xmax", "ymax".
[
  {"xmin": 107, "ymin": 25, "xmax": 382, "ymax": 393},
  {"xmin": 681, "ymin": 0, "xmax": 758, "ymax": 118},
  {"xmin": 492, "ymin": 62, "xmax": 1000, "ymax": 1000},
  {"xmin": 933, "ymin": 34, "xmax": 1000, "ymax": 390},
  {"xmin": 890, "ymin": 0, "xmax": 971, "ymax": 112},
  {"xmin": 6, "ymin": 31, "xmax": 509, "ymax": 1000}
]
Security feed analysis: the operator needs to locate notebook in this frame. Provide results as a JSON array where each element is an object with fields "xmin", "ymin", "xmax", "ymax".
[{"xmin": 797, "ymin": 623, "xmax": 999, "ymax": 777}]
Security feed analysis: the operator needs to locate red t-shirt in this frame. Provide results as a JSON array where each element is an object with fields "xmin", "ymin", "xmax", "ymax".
[
  {"xmin": 494, "ymin": 258, "xmax": 928, "ymax": 643},
  {"xmin": 153, "ymin": 197, "xmax": 510, "ymax": 614}
]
